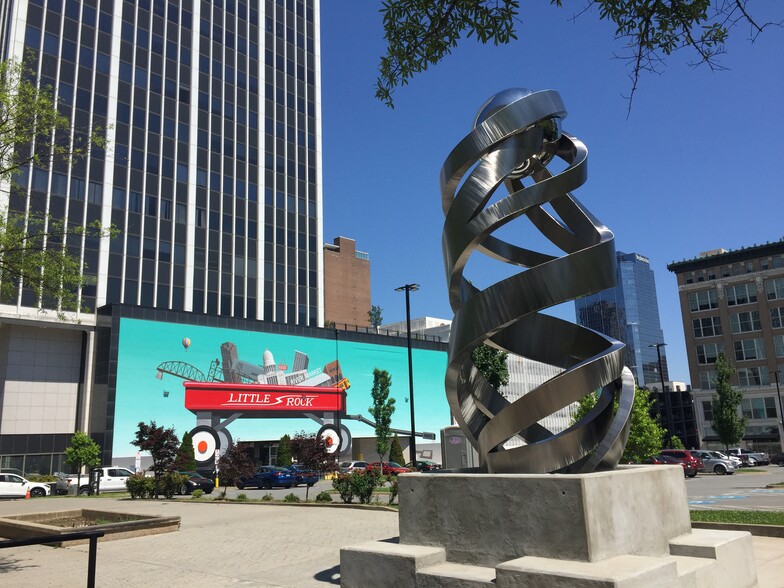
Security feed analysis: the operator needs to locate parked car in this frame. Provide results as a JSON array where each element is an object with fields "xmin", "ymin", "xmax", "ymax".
[
  {"xmin": 659, "ymin": 449, "xmax": 703, "ymax": 476},
  {"xmin": 54, "ymin": 472, "xmax": 81, "ymax": 495},
  {"xmin": 708, "ymin": 451, "xmax": 742, "ymax": 468},
  {"xmin": 368, "ymin": 461, "xmax": 412, "ymax": 476},
  {"xmin": 339, "ymin": 461, "xmax": 370, "ymax": 474},
  {"xmin": 770, "ymin": 453, "xmax": 784, "ymax": 467},
  {"xmin": 285, "ymin": 465, "xmax": 319, "ymax": 486},
  {"xmin": 236, "ymin": 466, "xmax": 296, "ymax": 490},
  {"xmin": 727, "ymin": 448, "xmax": 769, "ymax": 466},
  {"xmin": 641, "ymin": 455, "xmax": 698, "ymax": 478},
  {"xmin": 690, "ymin": 450, "xmax": 735, "ymax": 475},
  {"xmin": 405, "ymin": 460, "xmax": 441, "ymax": 472},
  {"xmin": 0, "ymin": 472, "xmax": 51, "ymax": 498},
  {"xmin": 177, "ymin": 471, "xmax": 215, "ymax": 495}
]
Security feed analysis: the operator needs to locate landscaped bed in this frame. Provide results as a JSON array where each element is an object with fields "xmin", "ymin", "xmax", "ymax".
[{"xmin": 690, "ymin": 509, "xmax": 784, "ymax": 538}]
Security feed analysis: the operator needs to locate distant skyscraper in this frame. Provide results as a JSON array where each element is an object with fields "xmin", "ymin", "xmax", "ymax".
[{"xmin": 575, "ymin": 251, "xmax": 668, "ymax": 387}]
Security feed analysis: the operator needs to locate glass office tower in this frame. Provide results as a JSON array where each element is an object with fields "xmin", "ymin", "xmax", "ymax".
[
  {"xmin": 575, "ymin": 251, "xmax": 668, "ymax": 387},
  {"xmin": 0, "ymin": 0, "xmax": 322, "ymax": 326}
]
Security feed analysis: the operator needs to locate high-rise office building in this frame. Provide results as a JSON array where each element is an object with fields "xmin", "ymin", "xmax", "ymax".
[
  {"xmin": 0, "ymin": 0, "xmax": 322, "ymax": 324},
  {"xmin": 668, "ymin": 242, "xmax": 784, "ymax": 452},
  {"xmin": 575, "ymin": 251, "xmax": 669, "ymax": 387},
  {"xmin": 0, "ymin": 0, "xmax": 323, "ymax": 472}
]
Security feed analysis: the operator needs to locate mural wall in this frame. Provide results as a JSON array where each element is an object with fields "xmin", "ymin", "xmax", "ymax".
[{"xmin": 112, "ymin": 318, "xmax": 449, "ymax": 461}]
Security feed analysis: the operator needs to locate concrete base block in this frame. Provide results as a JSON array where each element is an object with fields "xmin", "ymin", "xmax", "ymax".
[
  {"xmin": 340, "ymin": 541, "xmax": 445, "ymax": 588},
  {"xmin": 339, "ymin": 468, "xmax": 758, "ymax": 587},
  {"xmin": 495, "ymin": 554, "xmax": 678, "ymax": 588},
  {"xmin": 670, "ymin": 529, "xmax": 758, "ymax": 588}
]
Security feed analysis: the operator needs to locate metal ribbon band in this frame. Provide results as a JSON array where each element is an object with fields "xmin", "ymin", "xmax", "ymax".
[{"xmin": 441, "ymin": 88, "xmax": 635, "ymax": 474}]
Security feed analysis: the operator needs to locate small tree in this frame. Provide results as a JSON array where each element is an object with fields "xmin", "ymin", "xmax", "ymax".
[
  {"xmin": 174, "ymin": 431, "xmax": 197, "ymax": 471},
  {"xmin": 389, "ymin": 433, "xmax": 405, "ymax": 466},
  {"xmin": 217, "ymin": 442, "xmax": 256, "ymax": 487},
  {"xmin": 369, "ymin": 368, "xmax": 395, "ymax": 470},
  {"xmin": 711, "ymin": 352, "xmax": 747, "ymax": 451},
  {"xmin": 64, "ymin": 431, "xmax": 101, "ymax": 491},
  {"xmin": 472, "ymin": 344, "xmax": 509, "ymax": 392},
  {"xmin": 368, "ymin": 305, "xmax": 383, "ymax": 332},
  {"xmin": 131, "ymin": 421, "xmax": 179, "ymax": 498},
  {"xmin": 291, "ymin": 430, "xmax": 334, "ymax": 501},
  {"xmin": 571, "ymin": 387, "xmax": 664, "ymax": 463},
  {"xmin": 277, "ymin": 434, "xmax": 292, "ymax": 466}
]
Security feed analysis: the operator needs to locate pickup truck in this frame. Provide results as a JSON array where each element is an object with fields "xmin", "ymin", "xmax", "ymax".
[
  {"xmin": 727, "ymin": 448, "xmax": 770, "ymax": 466},
  {"xmin": 58, "ymin": 466, "xmax": 135, "ymax": 494}
]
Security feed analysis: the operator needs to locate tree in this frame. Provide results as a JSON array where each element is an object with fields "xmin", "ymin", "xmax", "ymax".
[
  {"xmin": 368, "ymin": 305, "xmax": 383, "ymax": 332},
  {"xmin": 131, "ymin": 421, "xmax": 179, "ymax": 497},
  {"xmin": 472, "ymin": 344, "xmax": 509, "ymax": 392},
  {"xmin": 389, "ymin": 433, "xmax": 405, "ymax": 466},
  {"xmin": 0, "ymin": 56, "xmax": 111, "ymax": 315},
  {"xmin": 572, "ymin": 387, "xmax": 664, "ymax": 463},
  {"xmin": 277, "ymin": 434, "xmax": 292, "ymax": 466},
  {"xmin": 174, "ymin": 431, "xmax": 197, "ymax": 472},
  {"xmin": 64, "ymin": 431, "xmax": 101, "ymax": 492},
  {"xmin": 291, "ymin": 430, "xmax": 334, "ymax": 501},
  {"xmin": 376, "ymin": 1, "xmax": 780, "ymax": 110},
  {"xmin": 711, "ymin": 351, "xmax": 747, "ymax": 451},
  {"xmin": 217, "ymin": 442, "xmax": 256, "ymax": 487},
  {"xmin": 369, "ymin": 368, "xmax": 396, "ymax": 468}
]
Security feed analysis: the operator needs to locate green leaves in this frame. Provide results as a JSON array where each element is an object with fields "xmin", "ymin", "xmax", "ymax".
[
  {"xmin": 711, "ymin": 351, "xmax": 747, "ymax": 449},
  {"xmin": 471, "ymin": 344, "xmax": 509, "ymax": 391},
  {"xmin": 369, "ymin": 367, "xmax": 396, "ymax": 459}
]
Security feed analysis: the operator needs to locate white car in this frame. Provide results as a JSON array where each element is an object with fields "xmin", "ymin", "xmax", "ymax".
[
  {"xmin": 0, "ymin": 472, "xmax": 51, "ymax": 498},
  {"xmin": 710, "ymin": 451, "xmax": 742, "ymax": 467}
]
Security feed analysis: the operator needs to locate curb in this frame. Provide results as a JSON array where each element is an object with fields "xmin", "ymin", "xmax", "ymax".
[{"xmin": 692, "ymin": 521, "xmax": 784, "ymax": 539}]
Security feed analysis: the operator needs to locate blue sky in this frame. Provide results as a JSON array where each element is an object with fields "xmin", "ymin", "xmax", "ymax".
[{"xmin": 319, "ymin": 2, "xmax": 784, "ymax": 384}]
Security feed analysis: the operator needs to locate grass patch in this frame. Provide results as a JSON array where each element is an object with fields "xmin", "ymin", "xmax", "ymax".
[
  {"xmin": 736, "ymin": 469, "xmax": 767, "ymax": 474},
  {"xmin": 690, "ymin": 510, "xmax": 784, "ymax": 526}
]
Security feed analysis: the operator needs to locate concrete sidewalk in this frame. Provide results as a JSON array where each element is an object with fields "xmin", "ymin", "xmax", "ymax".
[{"xmin": 1, "ymin": 497, "xmax": 783, "ymax": 587}]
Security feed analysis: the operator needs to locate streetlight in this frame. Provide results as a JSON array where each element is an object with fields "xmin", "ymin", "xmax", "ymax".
[
  {"xmin": 649, "ymin": 342, "xmax": 674, "ymax": 448},
  {"xmin": 395, "ymin": 283, "xmax": 419, "ymax": 463},
  {"xmin": 774, "ymin": 371, "xmax": 784, "ymax": 452}
]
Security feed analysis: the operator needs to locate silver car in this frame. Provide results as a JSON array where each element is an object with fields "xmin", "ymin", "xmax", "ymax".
[{"xmin": 692, "ymin": 450, "xmax": 735, "ymax": 475}]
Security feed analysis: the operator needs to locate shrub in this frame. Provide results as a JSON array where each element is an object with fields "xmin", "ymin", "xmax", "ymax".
[
  {"xmin": 332, "ymin": 474, "xmax": 354, "ymax": 504},
  {"xmin": 283, "ymin": 492, "xmax": 300, "ymax": 503},
  {"xmin": 261, "ymin": 493, "xmax": 274, "ymax": 501},
  {"xmin": 236, "ymin": 493, "xmax": 248, "ymax": 502},
  {"xmin": 157, "ymin": 472, "xmax": 188, "ymax": 499},
  {"xmin": 28, "ymin": 474, "xmax": 58, "ymax": 483},
  {"xmin": 388, "ymin": 478, "xmax": 399, "ymax": 505},
  {"xmin": 191, "ymin": 489, "xmax": 204, "ymax": 499},
  {"xmin": 353, "ymin": 469, "xmax": 379, "ymax": 504},
  {"xmin": 315, "ymin": 491, "xmax": 332, "ymax": 503},
  {"xmin": 126, "ymin": 473, "xmax": 154, "ymax": 499}
]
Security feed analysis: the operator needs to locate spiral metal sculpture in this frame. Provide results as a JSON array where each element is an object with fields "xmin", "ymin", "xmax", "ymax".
[{"xmin": 441, "ymin": 88, "xmax": 635, "ymax": 474}]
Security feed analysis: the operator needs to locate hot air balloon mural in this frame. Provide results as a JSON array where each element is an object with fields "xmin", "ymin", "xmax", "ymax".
[{"xmin": 182, "ymin": 337, "xmax": 191, "ymax": 351}]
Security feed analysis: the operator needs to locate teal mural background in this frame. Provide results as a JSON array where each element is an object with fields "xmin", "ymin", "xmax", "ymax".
[{"xmin": 113, "ymin": 318, "xmax": 450, "ymax": 458}]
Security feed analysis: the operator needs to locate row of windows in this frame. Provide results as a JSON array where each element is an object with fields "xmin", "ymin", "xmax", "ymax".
[{"xmin": 684, "ymin": 255, "xmax": 784, "ymax": 284}]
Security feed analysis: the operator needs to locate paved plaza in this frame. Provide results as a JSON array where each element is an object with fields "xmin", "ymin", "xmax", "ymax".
[{"xmin": 1, "ymin": 495, "xmax": 783, "ymax": 587}]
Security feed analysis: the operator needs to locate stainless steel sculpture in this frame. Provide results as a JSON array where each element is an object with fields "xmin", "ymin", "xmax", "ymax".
[{"xmin": 441, "ymin": 88, "xmax": 635, "ymax": 474}]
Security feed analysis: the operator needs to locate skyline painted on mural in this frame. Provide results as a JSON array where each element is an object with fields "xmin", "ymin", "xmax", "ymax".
[{"xmin": 319, "ymin": 2, "xmax": 784, "ymax": 386}]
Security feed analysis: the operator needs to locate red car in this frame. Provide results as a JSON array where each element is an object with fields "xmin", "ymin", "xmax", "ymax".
[
  {"xmin": 660, "ymin": 449, "xmax": 703, "ymax": 475},
  {"xmin": 368, "ymin": 461, "xmax": 412, "ymax": 476},
  {"xmin": 643, "ymin": 455, "xmax": 698, "ymax": 478}
]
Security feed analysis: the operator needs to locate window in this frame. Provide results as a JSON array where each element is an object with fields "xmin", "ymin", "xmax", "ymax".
[
  {"xmin": 730, "ymin": 311, "xmax": 761, "ymax": 334},
  {"xmin": 145, "ymin": 195, "xmax": 157, "ymax": 217},
  {"xmin": 88, "ymin": 182, "xmax": 102, "ymax": 204},
  {"xmin": 693, "ymin": 316, "xmax": 722, "ymax": 338},
  {"xmin": 726, "ymin": 283, "xmax": 757, "ymax": 306},
  {"xmin": 741, "ymin": 397, "xmax": 777, "ymax": 419},
  {"xmin": 699, "ymin": 371, "xmax": 717, "ymax": 389},
  {"xmin": 688, "ymin": 290, "xmax": 718, "ymax": 311},
  {"xmin": 771, "ymin": 307, "xmax": 784, "ymax": 329},
  {"xmin": 697, "ymin": 343, "xmax": 723, "ymax": 365},
  {"xmin": 129, "ymin": 191, "xmax": 142, "ymax": 213},
  {"xmin": 143, "ymin": 238, "xmax": 155, "ymax": 260},
  {"xmin": 737, "ymin": 366, "xmax": 769, "ymax": 386},
  {"xmin": 766, "ymin": 278, "xmax": 784, "ymax": 301},
  {"xmin": 734, "ymin": 338, "xmax": 765, "ymax": 361},
  {"xmin": 702, "ymin": 400, "xmax": 713, "ymax": 422},
  {"xmin": 774, "ymin": 335, "xmax": 784, "ymax": 358}
]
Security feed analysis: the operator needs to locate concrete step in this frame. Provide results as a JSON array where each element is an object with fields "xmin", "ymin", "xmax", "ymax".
[
  {"xmin": 416, "ymin": 561, "xmax": 496, "ymax": 587},
  {"xmin": 668, "ymin": 529, "xmax": 757, "ymax": 588},
  {"xmin": 671, "ymin": 554, "xmax": 719, "ymax": 588}
]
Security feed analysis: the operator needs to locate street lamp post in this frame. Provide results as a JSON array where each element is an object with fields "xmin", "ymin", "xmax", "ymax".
[
  {"xmin": 774, "ymin": 371, "xmax": 784, "ymax": 452},
  {"xmin": 395, "ymin": 283, "xmax": 419, "ymax": 463},
  {"xmin": 649, "ymin": 342, "xmax": 674, "ymax": 448}
]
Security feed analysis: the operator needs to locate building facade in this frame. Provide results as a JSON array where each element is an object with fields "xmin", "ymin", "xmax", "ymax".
[
  {"xmin": 668, "ymin": 241, "xmax": 784, "ymax": 452},
  {"xmin": 575, "ymin": 251, "xmax": 669, "ymax": 387},
  {"xmin": 323, "ymin": 236, "xmax": 370, "ymax": 328},
  {"xmin": 0, "ymin": 0, "xmax": 325, "ymax": 473}
]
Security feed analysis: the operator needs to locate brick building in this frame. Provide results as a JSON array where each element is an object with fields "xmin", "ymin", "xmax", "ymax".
[{"xmin": 323, "ymin": 237, "xmax": 371, "ymax": 328}]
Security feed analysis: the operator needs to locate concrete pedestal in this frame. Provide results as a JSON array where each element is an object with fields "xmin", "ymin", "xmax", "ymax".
[{"xmin": 340, "ymin": 466, "xmax": 757, "ymax": 587}]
